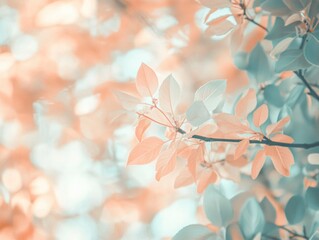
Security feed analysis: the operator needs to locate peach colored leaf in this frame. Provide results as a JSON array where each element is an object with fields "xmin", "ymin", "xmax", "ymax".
[
  {"xmin": 156, "ymin": 146, "xmax": 177, "ymax": 180},
  {"xmin": 272, "ymin": 134, "xmax": 294, "ymax": 143},
  {"xmin": 159, "ymin": 74, "xmax": 180, "ymax": 114},
  {"xmin": 194, "ymin": 79, "xmax": 226, "ymax": 112},
  {"xmin": 234, "ymin": 139, "xmax": 249, "ymax": 160},
  {"xmin": 187, "ymin": 144, "xmax": 204, "ymax": 180},
  {"xmin": 197, "ymin": 169, "xmax": 218, "ymax": 193},
  {"xmin": 174, "ymin": 168, "xmax": 194, "ymax": 188},
  {"xmin": 251, "ymin": 150, "xmax": 266, "ymax": 179},
  {"xmin": 266, "ymin": 116, "xmax": 290, "ymax": 136},
  {"xmin": 253, "ymin": 104, "xmax": 269, "ymax": 127},
  {"xmin": 226, "ymin": 155, "xmax": 248, "ymax": 167},
  {"xmin": 265, "ymin": 145, "xmax": 294, "ymax": 176},
  {"xmin": 214, "ymin": 113, "xmax": 252, "ymax": 134},
  {"xmin": 113, "ymin": 91, "xmax": 140, "ymax": 110},
  {"xmin": 144, "ymin": 107, "xmax": 174, "ymax": 127},
  {"xmin": 205, "ymin": 20, "xmax": 235, "ymax": 36},
  {"xmin": 127, "ymin": 137, "xmax": 163, "ymax": 165},
  {"xmin": 206, "ymin": 15, "xmax": 232, "ymax": 26},
  {"xmin": 235, "ymin": 89, "xmax": 257, "ymax": 119},
  {"xmin": 136, "ymin": 63, "xmax": 158, "ymax": 97},
  {"xmin": 135, "ymin": 118, "xmax": 151, "ymax": 142}
]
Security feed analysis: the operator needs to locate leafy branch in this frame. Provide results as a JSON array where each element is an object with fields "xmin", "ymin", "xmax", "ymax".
[
  {"xmin": 177, "ymin": 128, "xmax": 319, "ymax": 149},
  {"xmin": 237, "ymin": 0, "xmax": 268, "ymax": 32}
]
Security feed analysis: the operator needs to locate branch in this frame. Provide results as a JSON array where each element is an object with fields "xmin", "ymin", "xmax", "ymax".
[
  {"xmin": 177, "ymin": 128, "xmax": 319, "ymax": 149},
  {"xmin": 245, "ymin": 17, "xmax": 269, "ymax": 32},
  {"xmin": 279, "ymin": 226, "xmax": 308, "ymax": 239},
  {"xmin": 294, "ymin": 70, "xmax": 319, "ymax": 102}
]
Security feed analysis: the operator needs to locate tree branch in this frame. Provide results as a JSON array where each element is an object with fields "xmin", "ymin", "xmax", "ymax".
[
  {"xmin": 294, "ymin": 70, "xmax": 319, "ymax": 102},
  {"xmin": 245, "ymin": 17, "xmax": 269, "ymax": 32},
  {"xmin": 177, "ymin": 128, "xmax": 319, "ymax": 149}
]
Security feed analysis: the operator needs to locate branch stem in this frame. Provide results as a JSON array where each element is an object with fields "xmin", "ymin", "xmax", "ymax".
[
  {"xmin": 177, "ymin": 128, "xmax": 319, "ymax": 149},
  {"xmin": 294, "ymin": 70, "xmax": 319, "ymax": 102}
]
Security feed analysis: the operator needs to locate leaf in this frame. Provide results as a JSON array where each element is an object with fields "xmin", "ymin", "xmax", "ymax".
[
  {"xmin": 270, "ymin": 37, "xmax": 294, "ymax": 58},
  {"xmin": 253, "ymin": 104, "xmax": 269, "ymax": 127},
  {"xmin": 304, "ymin": 34, "xmax": 319, "ymax": 66},
  {"xmin": 234, "ymin": 139, "xmax": 249, "ymax": 160},
  {"xmin": 214, "ymin": 113, "xmax": 252, "ymax": 134},
  {"xmin": 239, "ymin": 198, "xmax": 265, "ymax": 240},
  {"xmin": 251, "ymin": 150, "xmax": 266, "ymax": 179},
  {"xmin": 264, "ymin": 84, "xmax": 284, "ymax": 107},
  {"xmin": 186, "ymin": 101, "xmax": 210, "ymax": 126},
  {"xmin": 285, "ymin": 195, "xmax": 306, "ymax": 224},
  {"xmin": 156, "ymin": 146, "xmax": 177, "ymax": 180},
  {"xmin": 194, "ymin": 80, "xmax": 227, "ymax": 112},
  {"xmin": 261, "ymin": 0, "xmax": 291, "ymax": 16},
  {"xmin": 136, "ymin": 63, "xmax": 158, "ymax": 97},
  {"xmin": 308, "ymin": 153, "xmax": 319, "ymax": 165},
  {"xmin": 275, "ymin": 49, "xmax": 311, "ymax": 72},
  {"xmin": 266, "ymin": 116, "xmax": 290, "ymax": 136},
  {"xmin": 226, "ymin": 223, "xmax": 245, "ymax": 240},
  {"xmin": 266, "ymin": 17, "xmax": 297, "ymax": 40},
  {"xmin": 197, "ymin": 169, "xmax": 218, "ymax": 193},
  {"xmin": 203, "ymin": 185, "xmax": 234, "ymax": 226},
  {"xmin": 247, "ymin": 44, "xmax": 271, "ymax": 83},
  {"xmin": 159, "ymin": 74, "xmax": 180, "ymax": 114},
  {"xmin": 283, "ymin": 0, "xmax": 309, "ymax": 11},
  {"xmin": 265, "ymin": 144, "xmax": 294, "ymax": 176},
  {"xmin": 113, "ymin": 91, "xmax": 140, "ymax": 110},
  {"xmin": 187, "ymin": 145, "xmax": 204, "ymax": 179},
  {"xmin": 173, "ymin": 224, "xmax": 217, "ymax": 240},
  {"xmin": 127, "ymin": 137, "xmax": 163, "ymax": 165},
  {"xmin": 284, "ymin": 13, "xmax": 302, "ymax": 25},
  {"xmin": 260, "ymin": 197, "xmax": 276, "ymax": 222},
  {"xmin": 235, "ymin": 89, "xmax": 257, "ymax": 119},
  {"xmin": 174, "ymin": 168, "xmax": 194, "ymax": 188},
  {"xmin": 205, "ymin": 20, "xmax": 235, "ymax": 36},
  {"xmin": 135, "ymin": 118, "xmax": 151, "ymax": 142},
  {"xmin": 305, "ymin": 187, "xmax": 319, "ymax": 210}
]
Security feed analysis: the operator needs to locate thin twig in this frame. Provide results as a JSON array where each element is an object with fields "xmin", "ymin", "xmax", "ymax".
[
  {"xmin": 294, "ymin": 70, "xmax": 319, "ymax": 102},
  {"xmin": 279, "ymin": 226, "xmax": 308, "ymax": 239},
  {"xmin": 245, "ymin": 17, "xmax": 269, "ymax": 32},
  {"xmin": 177, "ymin": 128, "xmax": 319, "ymax": 149}
]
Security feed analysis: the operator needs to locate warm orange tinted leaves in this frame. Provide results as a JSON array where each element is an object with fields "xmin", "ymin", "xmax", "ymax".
[
  {"xmin": 113, "ymin": 91, "xmax": 140, "ymax": 110},
  {"xmin": 156, "ymin": 146, "xmax": 177, "ymax": 181},
  {"xmin": 214, "ymin": 113, "xmax": 252, "ymax": 134},
  {"xmin": 205, "ymin": 20, "xmax": 235, "ymax": 36},
  {"xmin": 135, "ymin": 118, "xmax": 151, "ymax": 142},
  {"xmin": 235, "ymin": 89, "xmax": 257, "ymax": 119},
  {"xmin": 127, "ymin": 137, "xmax": 163, "ymax": 165},
  {"xmin": 159, "ymin": 74, "xmax": 180, "ymax": 114},
  {"xmin": 187, "ymin": 145, "xmax": 204, "ymax": 179},
  {"xmin": 174, "ymin": 167, "xmax": 194, "ymax": 188},
  {"xmin": 265, "ymin": 145, "xmax": 294, "ymax": 176},
  {"xmin": 234, "ymin": 139, "xmax": 249, "ymax": 160},
  {"xmin": 251, "ymin": 150, "xmax": 266, "ymax": 179},
  {"xmin": 197, "ymin": 169, "xmax": 218, "ymax": 193},
  {"xmin": 253, "ymin": 104, "xmax": 268, "ymax": 127},
  {"xmin": 226, "ymin": 155, "xmax": 248, "ymax": 167},
  {"xmin": 272, "ymin": 134, "xmax": 294, "ymax": 143},
  {"xmin": 136, "ymin": 63, "xmax": 158, "ymax": 97},
  {"xmin": 266, "ymin": 116, "xmax": 290, "ymax": 136}
]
